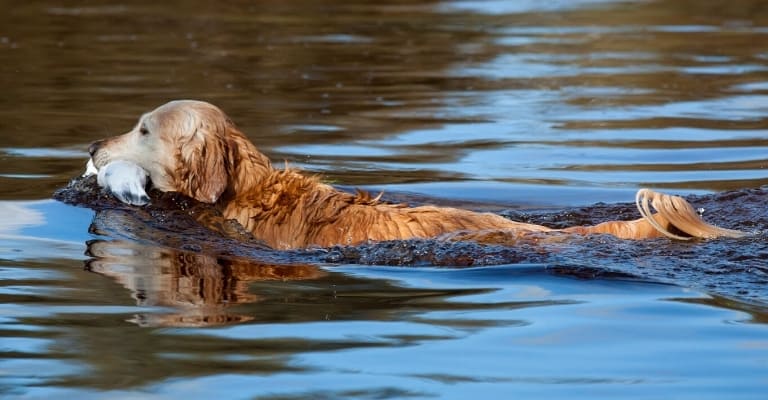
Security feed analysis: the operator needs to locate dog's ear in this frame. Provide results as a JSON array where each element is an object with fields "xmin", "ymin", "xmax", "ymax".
[{"xmin": 178, "ymin": 125, "xmax": 230, "ymax": 203}]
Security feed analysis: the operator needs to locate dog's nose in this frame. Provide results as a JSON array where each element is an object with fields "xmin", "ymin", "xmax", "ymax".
[{"xmin": 88, "ymin": 140, "xmax": 103, "ymax": 157}]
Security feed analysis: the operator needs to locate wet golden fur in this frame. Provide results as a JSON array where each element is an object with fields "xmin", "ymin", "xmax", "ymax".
[{"xmin": 89, "ymin": 100, "xmax": 743, "ymax": 249}]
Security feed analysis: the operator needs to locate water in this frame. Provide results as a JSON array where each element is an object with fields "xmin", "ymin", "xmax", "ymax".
[{"xmin": 2, "ymin": 0, "xmax": 768, "ymax": 398}]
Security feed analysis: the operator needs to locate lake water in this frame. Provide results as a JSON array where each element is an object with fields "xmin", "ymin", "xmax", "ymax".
[{"xmin": 2, "ymin": 0, "xmax": 768, "ymax": 399}]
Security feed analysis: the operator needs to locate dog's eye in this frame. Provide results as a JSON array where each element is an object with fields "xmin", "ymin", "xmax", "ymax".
[{"xmin": 139, "ymin": 125, "xmax": 149, "ymax": 136}]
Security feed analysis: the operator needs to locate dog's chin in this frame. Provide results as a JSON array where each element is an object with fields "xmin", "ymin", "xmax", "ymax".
[{"xmin": 88, "ymin": 159, "xmax": 151, "ymax": 206}]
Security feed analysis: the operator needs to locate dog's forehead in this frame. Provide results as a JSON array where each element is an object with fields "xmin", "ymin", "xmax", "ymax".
[
  {"xmin": 138, "ymin": 111, "xmax": 152, "ymax": 124},
  {"xmin": 142, "ymin": 104, "xmax": 198, "ymax": 132}
]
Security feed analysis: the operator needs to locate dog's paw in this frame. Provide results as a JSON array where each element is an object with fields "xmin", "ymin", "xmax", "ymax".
[{"xmin": 96, "ymin": 160, "xmax": 150, "ymax": 206}]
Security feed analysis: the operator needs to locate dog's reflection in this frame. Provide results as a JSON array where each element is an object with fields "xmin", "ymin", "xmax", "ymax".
[{"xmin": 85, "ymin": 239, "xmax": 325, "ymax": 327}]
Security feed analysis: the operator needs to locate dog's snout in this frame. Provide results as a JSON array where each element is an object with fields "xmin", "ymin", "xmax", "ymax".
[{"xmin": 88, "ymin": 140, "xmax": 104, "ymax": 157}]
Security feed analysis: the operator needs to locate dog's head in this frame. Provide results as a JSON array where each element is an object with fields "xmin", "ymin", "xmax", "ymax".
[{"xmin": 89, "ymin": 100, "xmax": 238, "ymax": 203}]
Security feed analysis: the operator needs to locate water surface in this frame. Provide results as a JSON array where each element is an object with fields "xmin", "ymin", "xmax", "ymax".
[{"xmin": 1, "ymin": 0, "xmax": 768, "ymax": 399}]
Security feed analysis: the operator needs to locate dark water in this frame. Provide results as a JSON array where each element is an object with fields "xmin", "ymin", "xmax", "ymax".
[{"xmin": 2, "ymin": 0, "xmax": 768, "ymax": 399}]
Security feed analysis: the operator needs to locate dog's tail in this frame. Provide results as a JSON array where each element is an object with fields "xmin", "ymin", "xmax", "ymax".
[
  {"xmin": 565, "ymin": 188, "xmax": 745, "ymax": 240},
  {"xmin": 634, "ymin": 188, "xmax": 744, "ymax": 240}
]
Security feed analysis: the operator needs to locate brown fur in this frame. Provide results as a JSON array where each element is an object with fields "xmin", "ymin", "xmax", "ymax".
[{"xmin": 89, "ymin": 100, "xmax": 743, "ymax": 249}]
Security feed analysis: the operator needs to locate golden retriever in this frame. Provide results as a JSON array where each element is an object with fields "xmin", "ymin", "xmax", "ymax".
[{"xmin": 88, "ymin": 100, "xmax": 743, "ymax": 249}]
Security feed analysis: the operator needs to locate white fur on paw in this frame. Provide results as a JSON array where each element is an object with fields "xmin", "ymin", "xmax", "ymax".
[{"xmin": 96, "ymin": 160, "xmax": 150, "ymax": 206}]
